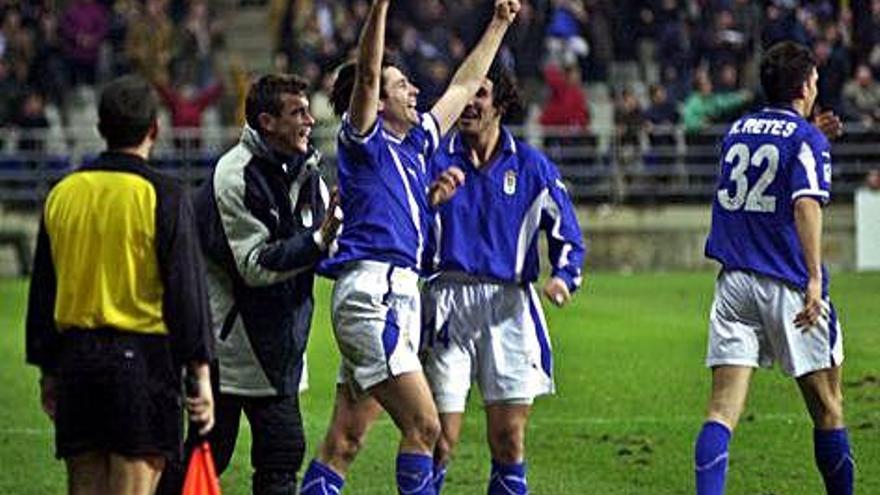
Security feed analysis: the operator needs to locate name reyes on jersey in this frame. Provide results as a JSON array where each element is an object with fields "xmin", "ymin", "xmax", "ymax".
[{"xmin": 729, "ymin": 118, "xmax": 798, "ymax": 137}]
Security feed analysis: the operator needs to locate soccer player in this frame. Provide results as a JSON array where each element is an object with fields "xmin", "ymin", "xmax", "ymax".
[
  {"xmin": 25, "ymin": 75, "xmax": 215, "ymax": 495},
  {"xmin": 423, "ymin": 64, "xmax": 585, "ymax": 494},
  {"xmin": 694, "ymin": 41, "xmax": 855, "ymax": 495},
  {"xmin": 300, "ymin": 1, "xmax": 520, "ymax": 493}
]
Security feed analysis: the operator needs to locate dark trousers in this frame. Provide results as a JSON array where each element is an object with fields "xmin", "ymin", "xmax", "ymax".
[{"xmin": 157, "ymin": 387, "xmax": 306, "ymax": 495}]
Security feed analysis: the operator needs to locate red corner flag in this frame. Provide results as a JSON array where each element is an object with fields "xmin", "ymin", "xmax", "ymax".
[{"xmin": 182, "ymin": 442, "xmax": 222, "ymax": 495}]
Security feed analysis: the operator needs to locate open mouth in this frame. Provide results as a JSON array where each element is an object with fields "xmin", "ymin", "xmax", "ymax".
[{"xmin": 460, "ymin": 108, "xmax": 479, "ymax": 121}]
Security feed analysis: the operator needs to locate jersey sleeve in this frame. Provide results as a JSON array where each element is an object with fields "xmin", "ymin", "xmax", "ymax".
[
  {"xmin": 539, "ymin": 156, "xmax": 586, "ymax": 292},
  {"xmin": 25, "ymin": 218, "xmax": 60, "ymax": 373},
  {"xmin": 790, "ymin": 129, "xmax": 831, "ymax": 205},
  {"xmin": 155, "ymin": 183, "xmax": 215, "ymax": 367},
  {"xmin": 338, "ymin": 112, "xmax": 384, "ymax": 162},
  {"xmin": 407, "ymin": 112, "xmax": 442, "ymax": 160}
]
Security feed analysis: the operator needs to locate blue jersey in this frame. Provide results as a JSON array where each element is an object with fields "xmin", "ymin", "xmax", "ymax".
[
  {"xmin": 428, "ymin": 128, "xmax": 585, "ymax": 291},
  {"xmin": 705, "ymin": 107, "xmax": 832, "ymax": 292},
  {"xmin": 320, "ymin": 112, "xmax": 441, "ymax": 276}
]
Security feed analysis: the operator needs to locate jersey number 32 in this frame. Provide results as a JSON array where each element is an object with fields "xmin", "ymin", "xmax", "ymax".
[{"xmin": 718, "ymin": 143, "xmax": 779, "ymax": 213}]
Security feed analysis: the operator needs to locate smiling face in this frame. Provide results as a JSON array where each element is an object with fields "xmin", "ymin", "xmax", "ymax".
[
  {"xmin": 457, "ymin": 77, "xmax": 502, "ymax": 138},
  {"xmin": 379, "ymin": 65, "xmax": 420, "ymax": 130},
  {"xmin": 260, "ymin": 92, "xmax": 314, "ymax": 155}
]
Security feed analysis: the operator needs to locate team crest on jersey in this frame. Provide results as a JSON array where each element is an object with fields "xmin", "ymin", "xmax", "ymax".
[{"xmin": 503, "ymin": 170, "xmax": 517, "ymax": 195}]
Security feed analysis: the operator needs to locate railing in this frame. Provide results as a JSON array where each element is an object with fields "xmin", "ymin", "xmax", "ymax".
[{"xmin": 1, "ymin": 123, "xmax": 878, "ymax": 206}]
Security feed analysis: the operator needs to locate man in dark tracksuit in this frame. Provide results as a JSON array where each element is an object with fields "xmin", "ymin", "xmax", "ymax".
[
  {"xmin": 26, "ymin": 75, "xmax": 215, "ymax": 495},
  {"xmin": 193, "ymin": 74, "xmax": 339, "ymax": 494}
]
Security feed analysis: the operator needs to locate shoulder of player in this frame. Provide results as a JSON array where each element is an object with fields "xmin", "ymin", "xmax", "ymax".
[
  {"xmin": 799, "ymin": 120, "xmax": 830, "ymax": 149},
  {"xmin": 512, "ymin": 138, "xmax": 556, "ymax": 176}
]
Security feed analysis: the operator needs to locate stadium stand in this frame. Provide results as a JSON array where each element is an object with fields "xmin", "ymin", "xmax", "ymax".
[{"xmin": 0, "ymin": 0, "xmax": 878, "ymax": 207}]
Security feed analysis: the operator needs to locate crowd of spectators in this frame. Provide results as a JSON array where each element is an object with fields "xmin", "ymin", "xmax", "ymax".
[
  {"xmin": 0, "ymin": 0, "xmax": 228, "ymax": 153},
  {"xmin": 1, "ymin": 0, "xmax": 880, "ymax": 156}
]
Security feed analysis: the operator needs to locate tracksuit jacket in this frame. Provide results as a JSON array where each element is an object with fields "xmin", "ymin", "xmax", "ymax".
[{"xmin": 194, "ymin": 125, "xmax": 330, "ymax": 396}]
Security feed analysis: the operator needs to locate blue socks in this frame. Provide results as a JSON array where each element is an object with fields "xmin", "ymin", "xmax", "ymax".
[
  {"xmin": 433, "ymin": 462, "xmax": 447, "ymax": 493},
  {"xmin": 397, "ymin": 453, "xmax": 435, "ymax": 494},
  {"xmin": 814, "ymin": 428, "xmax": 854, "ymax": 495},
  {"xmin": 694, "ymin": 421, "xmax": 731, "ymax": 495},
  {"xmin": 300, "ymin": 459, "xmax": 344, "ymax": 495},
  {"xmin": 488, "ymin": 460, "xmax": 528, "ymax": 495}
]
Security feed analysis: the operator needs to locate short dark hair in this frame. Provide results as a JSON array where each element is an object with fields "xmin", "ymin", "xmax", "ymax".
[
  {"xmin": 760, "ymin": 41, "xmax": 816, "ymax": 106},
  {"xmin": 97, "ymin": 75, "xmax": 158, "ymax": 149},
  {"xmin": 245, "ymin": 74, "xmax": 310, "ymax": 134},
  {"xmin": 330, "ymin": 55, "xmax": 406, "ymax": 117},
  {"xmin": 486, "ymin": 62, "xmax": 524, "ymax": 123}
]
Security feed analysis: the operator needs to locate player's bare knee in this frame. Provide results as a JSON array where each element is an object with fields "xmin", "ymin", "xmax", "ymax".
[
  {"xmin": 813, "ymin": 396, "xmax": 845, "ymax": 429},
  {"xmin": 323, "ymin": 429, "xmax": 367, "ymax": 465},
  {"xmin": 403, "ymin": 413, "xmax": 441, "ymax": 450},
  {"xmin": 488, "ymin": 426, "xmax": 525, "ymax": 463}
]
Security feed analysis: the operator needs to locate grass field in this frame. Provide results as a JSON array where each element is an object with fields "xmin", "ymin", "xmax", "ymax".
[{"xmin": 1, "ymin": 272, "xmax": 878, "ymax": 494}]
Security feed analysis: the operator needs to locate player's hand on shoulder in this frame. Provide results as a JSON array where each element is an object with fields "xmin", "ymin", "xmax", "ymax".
[
  {"xmin": 812, "ymin": 108, "xmax": 843, "ymax": 141},
  {"xmin": 429, "ymin": 166, "xmax": 465, "ymax": 206},
  {"xmin": 494, "ymin": 0, "xmax": 521, "ymax": 24},
  {"xmin": 543, "ymin": 276, "xmax": 571, "ymax": 307}
]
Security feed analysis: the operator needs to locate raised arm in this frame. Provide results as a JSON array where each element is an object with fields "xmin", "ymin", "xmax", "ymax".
[
  {"xmin": 430, "ymin": 0, "xmax": 520, "ymax": 135},
  {"xmin": 348, "ymin": 0, "xmax": 390, "ymax": 134}
]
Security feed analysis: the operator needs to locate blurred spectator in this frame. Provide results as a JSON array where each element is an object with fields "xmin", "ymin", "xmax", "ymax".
[
  {"xmin": 714, "ymin": 63, "xmax": 740, "ymax": 93},
  {"xmin": 508, "ymin": 0, "xmax": 546, "ymax": 97},
  {"xmin": 125, "ymin": 0, "xmax": 173, "ymax": 84},
  {"xmin": 2, "ymin": 10, "xmax": 35, "ymax": 78},
  {"xmin": 842, "ymin": 64, "xmax": 880, "ymax": 126},
  {"xmin": 866, "ymin": 169, "xmax": 880, "ymax": 190},
  {"xmin": 174, "ymin": 0, "xmax": 224, "ymax": 87},
  {"xmin": 59, "ymin": 0, "xmax": 109, "ymax": 87},
  {"xmin": 105, "ymin": 0, "xmax": 139, "ymax": 78},
  {"xmin": 614, "ymin": 87, "xmax": 643, "ymax": 148},
  {"xmin": 614, "ymin": 87, "xmax": 644, "ymax": 175},
  {"xmin": 154, "ymin": 69, "xmax": 223, "ymax": 151},
  {"xmin": 0, "ymin": 58, "xmax": 25, "ymax": 126},
  {"xmin": 814, "ymin": 38, "xmax": 850, "ymax": 113},
  {"xmin": 854, "ymin": 0, "xmax": 880, "ymax": 72},
  {"xmin": 682, "ymin": 70, "xmax": 750, "ymax": 133},
  {"xmin": 546, "ymin": 0, "xmax": 589, "ymax": 69},
  {"xmin": 15, "ymin": 90, "xmax": 49, "ymax": 152},
  {"xmin": 644, "ymin": 83, "xmax": 679, "ymax": 127},
  {"xmin": 540, "ymin": 62, "xmax": 590, "ymax": 129},
  {"xmin": 309, "ymin": 70, "xmax": 336, "ymax": 127},
  {"xmin": 643, "ymin": 83, "xmax": 678, "ymax": 168},
  {"xmin": 28, "ymin": 11, "xmax": 67, "ymax": 107},
  {"xmin": 583, "ymin": 0, "xmax": 614, "ymax": 81},
  {"xmin": 761, "ymin": 3, "xmax": 808, "ymax": 47},
  {"xmin": 703, "ymin": 9, "xmax": 749, "ymax": 72}
]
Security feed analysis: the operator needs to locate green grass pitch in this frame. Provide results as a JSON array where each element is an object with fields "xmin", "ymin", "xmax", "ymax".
[{"xmin": 1, "ymin": 272, "xmax": 878, "ymax": 494}]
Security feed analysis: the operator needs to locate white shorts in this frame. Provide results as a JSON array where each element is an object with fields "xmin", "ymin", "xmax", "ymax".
[
  {"xmin": 332, "ymin": 261, "xmax": 423, "ymax": 392},
  {"xmin": 707, "ymin": 270, "xmax": 844, "ymax": 377},
  {"xmin": 421, "ymin": 276, "xmax": 555, "ymax": 413}
]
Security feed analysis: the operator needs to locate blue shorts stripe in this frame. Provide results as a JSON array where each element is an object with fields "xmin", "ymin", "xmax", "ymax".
[
  {"xmin": 829, "ymin": 302, "xmax": 838, "ymax": 367},
  {"xmin": 526, "ymin": 289, "xmax": 553, "ymax": 378}
]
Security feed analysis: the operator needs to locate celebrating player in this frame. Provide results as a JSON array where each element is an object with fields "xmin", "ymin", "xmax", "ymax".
[
  {"xmin": 694, "ymin": 41, "xmax": 854, "ymax": 495},
  {"xmin": 422, "ymin": 63, "xmax": 585, "ymax": 494},
  {"xmin": 299, "ymin": 1, "xmax": 520, "ymax": 494}
]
